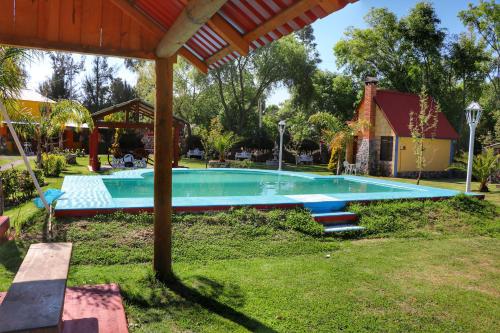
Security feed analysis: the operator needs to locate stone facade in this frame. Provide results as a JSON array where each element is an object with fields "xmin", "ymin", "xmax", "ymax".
[{"xmin": 355, "ymin": 138, "xmax": 378, "ymax": 175}]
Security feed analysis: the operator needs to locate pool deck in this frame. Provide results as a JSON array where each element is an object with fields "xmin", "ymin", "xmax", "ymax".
[{"xmin": 53, "ymin": 168, "xmax": 476, "ymax": 217}]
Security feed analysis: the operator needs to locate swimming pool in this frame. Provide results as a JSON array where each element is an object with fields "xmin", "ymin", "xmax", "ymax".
[
  {"xmin": 103, "ymin": 170, "xmax": 409, "ymax": 198},
  {"xmin": 55, "ymin": 168, "xmax": 462, "ymax": 217}
]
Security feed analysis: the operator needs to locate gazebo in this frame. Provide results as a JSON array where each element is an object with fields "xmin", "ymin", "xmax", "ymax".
[
  {"xmin": 89, "ymin": 99, "xmax": 187, "ymax": 170},
  {"xmin": 0, "ymin": 0, "xmax": 358, "ymax": 280}
]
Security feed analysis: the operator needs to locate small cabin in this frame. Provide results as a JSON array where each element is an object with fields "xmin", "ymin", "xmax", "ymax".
[{"xmin": 347, "ymin": 78, "xmax": 459, "ymax": 177}]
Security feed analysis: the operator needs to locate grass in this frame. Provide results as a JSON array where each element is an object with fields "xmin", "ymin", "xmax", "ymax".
[
  {"xmin": 0, "ymin": 200, "xmax": 498, "ymax": 332},
  {"xmin": 0, "ymin": 156, "xmax": 498, "ymax": 331},
  {"xmin": 0, "ymin": 154, "xmax": 22, "ymax": 167}
]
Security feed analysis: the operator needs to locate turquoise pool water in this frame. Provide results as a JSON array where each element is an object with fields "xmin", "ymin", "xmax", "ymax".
[{"xmin": 103, "ymin": 170, "xmax": 410, "ymax": 198}]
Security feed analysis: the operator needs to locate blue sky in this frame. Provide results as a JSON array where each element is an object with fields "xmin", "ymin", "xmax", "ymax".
[
  {"xmin": 26, "ymin": 0, "xmax": 478, "ymax": 105},
  {"xmin": 268, "ymin": 0, "xmax": 478, "ymax": 105}
]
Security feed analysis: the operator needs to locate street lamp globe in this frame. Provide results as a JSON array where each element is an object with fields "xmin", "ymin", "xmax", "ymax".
[{"xmin": 464, "ymin": 102, "xmax": 482, "ymax": 193}]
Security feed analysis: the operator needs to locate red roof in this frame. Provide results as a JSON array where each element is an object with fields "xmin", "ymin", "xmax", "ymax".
[
  {"xmin": 374, "ymin": 90, "xmax": 459, "ymax": 140},
  {"xmin": 135, "ymin": 0, "xmax": 351, "ymax": 69}
]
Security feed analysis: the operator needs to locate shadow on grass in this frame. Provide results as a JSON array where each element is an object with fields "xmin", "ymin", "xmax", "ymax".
[
  {"xmin": 0, "ymin": 241, "xmax": 23, "ymax": 274},
  {"xmin": 123, "ymin": 273, "xmax": 277, "ymax": 332}
]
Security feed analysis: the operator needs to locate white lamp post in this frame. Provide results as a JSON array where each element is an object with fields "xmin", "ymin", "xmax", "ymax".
[
  {"xmin": 465, "ymin": 102, "xmax": 482, "ymax": 193},
  {"xmin": 278, "ymin": 120, "xmax": 286, "ymax": 171}
]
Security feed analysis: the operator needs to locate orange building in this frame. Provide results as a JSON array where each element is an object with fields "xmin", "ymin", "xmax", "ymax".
[{"xmin": 0, "ymin": 89, "xmax": 88, "ymax": 153}]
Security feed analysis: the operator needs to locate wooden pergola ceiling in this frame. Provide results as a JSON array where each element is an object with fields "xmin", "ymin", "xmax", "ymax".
[{"xmin": 0, "ymin": 0, "xmax": 357, "ymax": 73}]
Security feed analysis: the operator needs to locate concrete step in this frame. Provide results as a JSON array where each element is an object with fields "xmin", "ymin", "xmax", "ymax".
[
  {"xmin": 312, "ymin": 211, "xmax": 357, "ymax": 224},
  {"xmin": 324, "ymin": 224, "xmax": 365, "ymax": 233}
]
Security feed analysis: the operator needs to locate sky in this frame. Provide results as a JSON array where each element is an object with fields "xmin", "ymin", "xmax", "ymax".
[{"xmin": 25, "ymin": 0, "xmax": 478, "ymax": 106}]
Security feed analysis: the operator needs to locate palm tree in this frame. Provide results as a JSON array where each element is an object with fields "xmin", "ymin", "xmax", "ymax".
[
  {"xmin": 51, "ymin": 100, "xmax": 94, "ymax": 149},
  {"xmin": 448, "ymin": 148, "xmax": 499, "ymax": 192},
  {"xmin": 212, "ymin": 131, "xmax": 237, "ymax": 162},
  {"xmin": 0, "ymin": 47, "xmax": 28, "ymax": 104}
]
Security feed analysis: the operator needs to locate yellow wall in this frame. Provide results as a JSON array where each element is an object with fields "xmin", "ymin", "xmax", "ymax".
[
  {"xmin": 18, "ymin": 100, "xmax": 45, "ymax": 118},
  {"xmin": 397, "ymin": 137, "xmax": 452, "ymax": 172},
  {"xmin": 374, "ymin": 106, "xmax": 394, "ymax": 137}
]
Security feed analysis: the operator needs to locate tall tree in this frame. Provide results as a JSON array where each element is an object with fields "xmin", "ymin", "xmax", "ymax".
[
  {"xmin": 400, "ymin": 2, "xmax": 446, "ymax": 92},
  {"xmin": 334, "ymin": 7, "xmax": 415, "ymax": 92},
  {"xmin": 81, "ymin": 56, "xmax": 114, "ymax": 113},
  {"xmin": 308, "ymin": 71, "xmax": 359, "ymax": 120},
  {"xmin": 459, "ymin": 0, "xmax": 499, "ymax": 97},
  {"xmin": 109, "ymin": 78, "xmax": 137, "ymax": 105},
  {"xmin": 213, "ymin": 34, "xmax": 317, "ymax": 137},
  {"xmin": 38, "ymin": 52, "xmax": 84, "ymax": 101},
  {"xmin": 448, "ymin": 33, "xmax": 490, "ymax": 137}
]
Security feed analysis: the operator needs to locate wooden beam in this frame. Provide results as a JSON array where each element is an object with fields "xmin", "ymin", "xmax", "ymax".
[
  {"xmin": 178, "ymin": 47, "xmax": 208, "ymax": 74},
  {"xmin": 0, "ymin": 34, "xmax": 155, "ymax": 59},
  {"xmin": 153, "ymin": 56, "xmax": 175, "ymax": 281},
  {"xmin": 156, "ymin": 0, "xmax": 227, "ymax": 58},
  {"xmin": 206, "ymin": 0, "xmax": 356, "ymax": 66},
  {"xmin": 109, "ymin": 0, "xmax": 165, "ymax": 38},
  {"xmin": 206, "ymin": 13, "xmax": 248, "ymax": 56}
]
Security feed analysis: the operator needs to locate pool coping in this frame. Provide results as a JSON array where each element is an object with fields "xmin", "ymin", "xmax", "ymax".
[{"xmin": 54, "ymin": 168, "xmax": 479, "ymax": 217}]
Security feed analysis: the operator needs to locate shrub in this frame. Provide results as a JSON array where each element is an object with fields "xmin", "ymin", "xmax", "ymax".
[
  {"xmin": 0, "ymin": 168, "xmax": 44, "ymax": 206},
  {"xmin": 229, "ymin": 160, "xmax": 253, "ymax": 168},
  {"xmin": 42, "ymin": 153, "xmax": 66, "ymax": 177}
]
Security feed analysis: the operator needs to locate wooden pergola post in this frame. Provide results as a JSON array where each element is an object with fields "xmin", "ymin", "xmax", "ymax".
[{"xmin": 154, "ymin": 56, "xmax": 175, "ymax": 281}]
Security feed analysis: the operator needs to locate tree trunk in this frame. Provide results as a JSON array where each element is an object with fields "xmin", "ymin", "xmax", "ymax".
[
  {"xmin": 416, "ymin": 170, "xmax": 421, "ymax": 185},
  {"xmin": 59, "ymin": 131, "xmax": 64, "ymax": 149}
]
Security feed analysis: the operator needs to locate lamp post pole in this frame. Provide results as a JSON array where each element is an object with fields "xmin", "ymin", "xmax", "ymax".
[
  {"xmin": 278, "ymin": 120, "xmax": 286, "ymax": 171},
  {"xmin": 465, "ymin": 102, "xmax": 482, "ymax": 193}
]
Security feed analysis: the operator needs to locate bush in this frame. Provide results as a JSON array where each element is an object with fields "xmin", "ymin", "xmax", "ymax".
[
  {"xmin": 229, "ymin": 160, "xmax": 253, "ymax": 168},
  {"xmin": 42, "ymin": 153, "xmax": 66, "ymax": 177},
  {"xmin": 0, "ymin": 168, "xmax": 44, "ymax": 206}
]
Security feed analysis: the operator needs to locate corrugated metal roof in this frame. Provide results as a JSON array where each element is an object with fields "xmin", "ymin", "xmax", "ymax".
[
  {"xmin": 18, "ymin": 89, "xmax": 55, "ymax": 103},
  {"xmin": 374, "ymin": 90, "xmax": 459, "ymax": 140},
  {"xmin": 133, "ymin": 0, "xmax": 353, "ymax": 69}
]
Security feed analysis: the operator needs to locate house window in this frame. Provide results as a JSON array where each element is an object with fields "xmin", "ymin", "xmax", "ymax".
[{"xmin": 380, "ymin": 136, "xmax": 393, "ymax": 161}]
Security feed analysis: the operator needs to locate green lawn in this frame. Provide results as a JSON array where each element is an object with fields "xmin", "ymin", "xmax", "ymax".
[
  {"xmin": 0, "ymin": 157, "xmax": 498, "ymax": 332},
  {"xmin": 0, "ymin": 200, "xmax": 498, "ymax": 332},
  {"xmin": 0, "ymin": 154, "xmax": 22, "ymax": 167}
]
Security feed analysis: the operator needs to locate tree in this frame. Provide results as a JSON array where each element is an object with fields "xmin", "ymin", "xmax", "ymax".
[
  {"xmin": 50, "ymin": 100, "xmax": 93, "ymax": 148},
  {"xmin": 459, "ymin": 0, "xmax": 499, "ymax": 97},
  {"xmin": 334, "ymin": 7, "xmax": 416, "ymax": 92},
  {"xmin": 400, "ymin": 2, "xmax": 446, "ymax": 92},
  {"xmin": 109, "ymin": 78, "xmax": 136, "ymax": 105},
  {"xmin": 81, "ymin": 56, "xmax": 115, "ymax": 113},
  {"xmin": 408, "ymin": 88, "xmax": 440, "ymax": 185},
  {"xmin": 448, "ymin": 33, "xmax": 490, "ymax": 138},
  {"xmin": 0, "ymin": 47, "xmax": 28, "ymax": 108},
  {"xmin": 206, "ymin": 118, "xmax": 237, "ymax": 162},
  {"xmin": 212, "ymin": 34, "xmax": 318, "ymax": 137},
  {"xmin": 448, "ymin": 148, "xmax": 499, "ymax": 192},
  {"xmin": 38, "ymin": 52, "xmax": 84, "ymax": 101},
  {"xmin": 308, "ymin": 71, "xmax": 359, "ymax": 120}
]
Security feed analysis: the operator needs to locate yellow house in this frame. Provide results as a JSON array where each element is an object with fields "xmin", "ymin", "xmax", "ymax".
[
  {"xmin": 0, "ymin": 89, "xmax": 55, "ymax": 153},
  {"xmin": 348, "ymin": 77, "xmax": 459, "ymax": 177}
]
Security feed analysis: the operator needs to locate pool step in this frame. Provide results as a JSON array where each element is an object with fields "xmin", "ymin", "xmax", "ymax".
[
  {"xmin": 303, "ymin": 201, "xmax": 346, "ymax": 213},
  {"xmin": 324, "ymin": 224, "xmax": 365, "ymax": 233},
  {"xmin": 310, "ymin": 211, "xmax": 365, "ymax": 233},
  {"xmin": 312, "ymin": 211, "xmax": 357, "ymax": 224}
]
